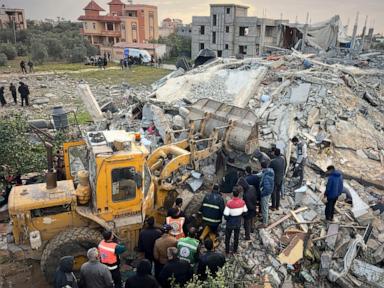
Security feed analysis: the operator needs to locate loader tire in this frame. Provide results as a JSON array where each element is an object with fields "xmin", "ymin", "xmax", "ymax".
[{"xmin": 40, "ymin": 227, "xmax": 102, "ymax": 284}]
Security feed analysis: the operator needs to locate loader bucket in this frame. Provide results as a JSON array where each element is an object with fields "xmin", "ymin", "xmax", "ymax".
[{"xmin": 184, "ymin": 98, "xmax": 259, "ymax": 154}]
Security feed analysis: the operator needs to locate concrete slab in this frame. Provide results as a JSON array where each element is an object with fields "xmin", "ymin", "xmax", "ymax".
[
  {"xmin": 289, "ymin": 83, "xmax": 311, "ymax": 104},
  {"xmin": 326, "ymin": 223, "xmax": 339, "ymax": 249},
  {"xmin": 77, "ymin": 84, "xmax": 104, "ymax": 122},
  {"xmin": 351, "ymin": 259, "xmax": 384, "ymax": 288}
]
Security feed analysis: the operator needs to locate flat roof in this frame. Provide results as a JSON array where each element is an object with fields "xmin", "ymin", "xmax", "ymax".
[
  {"xmin": 210, "ymin": 4, "xmax": 249, "ymax": 9},
  {"xmin": 113, "ymin": 42, "xmax": 166, "ymax": 49}
]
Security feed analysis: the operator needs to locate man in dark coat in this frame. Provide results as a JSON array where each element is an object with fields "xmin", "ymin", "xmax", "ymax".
[
  {"xmin": 18, "ymin": 82, "xmax": 30, "ymax": 106},
  {"xmin": 197, "ymin": 239, "xmax": 226, "ymax": 280},
  {"xmin": 0, "ymin": 87, "xmax": 6, "ymax": 106},
  {"xmin": 238, "ymin": 177, "xmax": 257, "ymax": 240},
  {"xmin": 220, "ymin": 157, "xmax": 238, "ymax": 193},
  {"xmin": 269, "ymin": 148, "xmax": 286, "ymax": 210},
  {"xmin": 324, "ymin": 165, "xmax": 343, "ymax": 221},
  {"xmin": 138, "ymin": 216, "xmax": 162, "ymax": 262},
  {"xmin": 258, "ymin": 161, "xmax": 274, "ymax": 228},
  {"xmin": 9, "ymin": 83, "xmax": 17, "ymax": 104},
  {"xmin": 125, "ymin": 259, "xmax": 159, "ymax": 288},
  {"xmin": 158, "ymin": 247, "xmax": 193, "ymax": 288},
  {"xmin": 54, "ymin": 256, "xmax": 78, "ymax": 288}
]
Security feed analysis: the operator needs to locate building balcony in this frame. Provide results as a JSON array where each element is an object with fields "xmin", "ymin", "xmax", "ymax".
[{"xmin": 80, "ymin": 28, "xmax": 121, "ymax": 37}]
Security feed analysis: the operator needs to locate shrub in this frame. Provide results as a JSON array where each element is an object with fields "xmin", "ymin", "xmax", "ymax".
[
  {"xmin": 69, "ymin": 45, "xmax": 87, "ymax": 63},
  {"xmin": 16, "ymin": 43, "xmax": 28, "ymax": 56},
  {"xmin": 0, "ymin": 53, "xmax": 7, "ymax": 66},
  {"xmin": 44, "ymin": 37, "xmax": 64, "ymax": 59},
  {"xmin": 31, "ymin": 41, "xmax": 48, "ymax": 64},
  {"xmin": 0, "ymin": 43, "xmax": 17, "ymax": 60}
]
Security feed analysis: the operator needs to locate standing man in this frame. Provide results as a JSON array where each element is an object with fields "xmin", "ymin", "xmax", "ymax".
[
  {"xmin": 324, "ymin": 165, "xmax": 343, "ymax": 222},
  {"xmin": 197, "ymin": 239, "xmax": 226, "ymax": 280},
  {"xmin": 291, "ymin": 136, "xmax": 307, "ymax": 187},
  {"xmin": 269, "ymin": 148, "xmax": 286, "ymax": 210},
  {"xmin": 98, "ymin": 230, "xmax": 126, "ymax": 288},
  {"xmin": 259, "ymin": 161, "xmax": 274, "ymax": 228},
  {"xmin": 223, "ymin": 186, "xmax": 248, "ymax": 255},
  {"xmin": 0, "ymin": 87, "xmax": 6, "ymax": 107},
  {"xmin": 9, "ymin": 83, "xmax": 17, "ymax": 104},
  {"xmin": 27, "ymin": 60, "xmax": 34, "ymax": 73},
  {"xmin": 177, "ymin": 227, "xmax": 200, "ymax": 266},
  {"xmin": 18, "ymin": 82, "xmax": 30, "ymax": 107},
  {"xmin": 79, "ymin": 248, "xmax": 114, "ymax": 288},
  {"xmin": 238, "ymin": 177, "xmax": 257, "ymax": 240},
  {"xmin": 20, "ymin": 60, "xmax": 27, "ymax": 74},
  {"xmin": 158, "ymin": 247, "xmax": 193, "ymax": 288},
  {"xmin": 220, "ymin": 157, "xmax": 238, "ymax": 193},
  {"xmin": 54, "ymin": 256, "xmax": 78, "ymax": 288},
  {"xmin": 153, "ymin": 224, "xmax": 178, "ymax": 279},
  {"xmin": 199, "ymin": 184, "xmax": 225, "ymax": 244},
  {"xmin": 124, "ymin": 259, "xmax": 159, "ymax": 288},
  {"xmin": 138, "ymin": 216, "xmax": 162, "ymax": 264}
]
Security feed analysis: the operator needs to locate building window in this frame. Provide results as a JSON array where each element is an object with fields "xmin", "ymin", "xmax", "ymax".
[
  {"xmin": 200, "ymin": 25, "xmax": 205, "ymax": 35},
  {"xmin": 239, "ymin": 27, "xmax": 249, "ymax": 36},
  {"xmin": 127, "ymin": 11, "xmax": 137, "ymax": 17},
  {"xmin": 218, "ymin": 50, "xmax": 222, "ymax": 57},
  {"xmin": 112, "ymin": 167, "xmax": 140, "ymax": 202},
  {"xmin": 239, "ymin": 45, "xmax": 247, "ymax": 55},
  {"xmin": 225, "ymin": 44, "xmax": 229, "ymax": 50},
  {"xmin": 226, "ymin": 8, "xmax": 231, "ymax": 14},
  {"xmin": 107, "ymin": 22, "xmax": 114, "ymax": 31},
  {"xmin": 200, "ymin": 43, "xmax": 204, "ymax": 50},
  {"xmin": 92, "ymin": 22, "xmax": 96, "ymax": 30},
  {"xmin": 265, "ymin": 26, "xmax": 274, "ymax": 37},
  {"xmin": 213, "ymin": 14, "xmax": 217, "ymax": 26},
  {"xmin": 121, "ymin": 23, "xmax": 125, "ymax": 30},
  {"xmin": 132, "ymin": 23, "xmax": 137, "ymax": 42},
  {"xmin": 226, "ymin": 26, "xmax": 229, "ymax": 33},
  {"xmin": 84, "ymin": 23, "xmax": 88, "ymax": 30},
  {"xmin": 212, "ymin": 31, "xmax": 216, "ymax": 44}
]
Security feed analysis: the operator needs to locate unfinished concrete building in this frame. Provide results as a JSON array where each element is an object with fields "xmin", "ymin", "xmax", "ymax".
[{"xmin": 191, "ymin": 4, "xmax": 287, "ymax": 58}]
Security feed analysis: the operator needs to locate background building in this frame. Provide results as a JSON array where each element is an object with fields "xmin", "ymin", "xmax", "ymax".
[
  {"xmin": 0, "ymin": 4, "xmax": 27, "ymax": 30},
  {"xmin": 79, "ymin": 0, "xmax": 158, "ymax": 47},
  {"xmin": 159, "ymin": 18, "xmax": 182, "ymax": 37},
  {"xmin": 192, "ymin": 4, "xmax": 287, "ymax": 58},
  {"xmin": 176, "ymin": 24, "xmax": 192, "ymax": 38}
]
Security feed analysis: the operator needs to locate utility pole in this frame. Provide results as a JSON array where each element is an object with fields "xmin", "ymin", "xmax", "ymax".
[{"xmin": 12, "ymin": 16, "xmax": 17, "ymax": 44}]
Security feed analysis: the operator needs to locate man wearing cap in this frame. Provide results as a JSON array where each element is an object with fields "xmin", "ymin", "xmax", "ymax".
[
  {"xmin": 98, "ymin": 230, "xmax": 126, "ymax": 288},
  {"xmin": 153, "ymin": 224, "xmax": 178, "ymax": 279}
]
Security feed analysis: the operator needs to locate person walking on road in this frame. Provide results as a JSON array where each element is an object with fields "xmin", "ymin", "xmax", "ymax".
[
  {"xmin": 269, "ymin": 148, "xmax": 286, "ymax": 210},
  {"xmin": 223, "ymin": 185, "xmax": 248, "ymax": 254},
  {"xmin": 9, "ymin": 83, "xmax": 17, "ymax": 104},
  {"xmin": 79, "ymin": 248, "xmax": 114, "ymax": 288},
  {"xmin": 324, "ymin": 165, "xmax": 343, "ymax": 222},
  {"xmin": 54, "ymin": 256, "xmax": 78, "ymax": 288},
  {"xmin": 258, "ymin": 161, "xmax": 274, "ymax": 228},
  {"xmin": 98, "ymin": 230, "xmax": 126, "ymax": 288}
]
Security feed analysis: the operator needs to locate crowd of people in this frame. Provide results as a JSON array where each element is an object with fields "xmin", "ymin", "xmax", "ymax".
[
  {"xmin": 52, "ymin": 135, "xmax": 345, "ymax": 288},
  {"xmin": 0, "ymin": 81, "xmax": 30, "ymax": 107}
]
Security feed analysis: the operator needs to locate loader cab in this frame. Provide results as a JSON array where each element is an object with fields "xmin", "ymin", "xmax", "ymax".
[{"xmin": 64, "ymin": 130, "xmax": 154, "ymax": 224}]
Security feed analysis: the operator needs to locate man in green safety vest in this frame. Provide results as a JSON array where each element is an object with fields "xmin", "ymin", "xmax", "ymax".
[{"xmin": 177, "ymin": 227, "xmax": 200, "ymax": 266}]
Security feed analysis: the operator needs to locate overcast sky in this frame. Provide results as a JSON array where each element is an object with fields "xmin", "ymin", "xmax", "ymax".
[{"xmin": 2, "ymin": 0, "xmax": 383, "ymax": 34}]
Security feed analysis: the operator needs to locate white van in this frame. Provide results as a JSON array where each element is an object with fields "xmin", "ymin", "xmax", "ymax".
[{"xmin": 124, "ymin": 48, "xmax": 152, "ymax": 63}]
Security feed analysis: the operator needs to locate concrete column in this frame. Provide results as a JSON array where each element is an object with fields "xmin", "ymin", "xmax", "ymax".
[
  {"xmin": 351, "ymin": 12, "xmax": 359, "ymax": 50},
  {"xmin": 104, "ymin": 22, "xmax": 107, "ymax": 31},
  {"xmin": 259, "ymin": 19, "xmax": 265, "ymax": 56},
  {"xmin": 360, "ymin": 15, "xmax": 368, "ymax": 52},
  {"xmin": 366, "ymin": 27, "xmax": 374, "ymax": 50},
  {"xmin": 91, "ymin": 35, "xmax": 94, "ymax": 44},
  {"xmin": 301, "ymin": 13, "xmax": 309, "ymax": 52}
]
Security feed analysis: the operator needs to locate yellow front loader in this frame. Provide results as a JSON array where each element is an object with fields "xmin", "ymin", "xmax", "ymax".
[{"xmin": 7, "ymin": 98, "xmax": 259, "ymax": 283}]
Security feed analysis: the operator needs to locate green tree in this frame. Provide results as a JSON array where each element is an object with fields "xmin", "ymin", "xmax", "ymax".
[
  {"xmin": 31, "ymin": 41, "xmax": 48, "ymax": 64},
  {"xmin": 0, "ymin": 53, "xmax": 7, "ymax": 66},
  {"xmin": 154, "ymin": 33, "xmax": 191, "ymax": 58},
  {"xmin": 16, "ymin": 43, "xmax": 28, "ymax": 56},
  {"xmin": 44, "ymin": 37, "xmax": 64, "ymax": 59},
  {"xmin": 68, "ymin": 45, "xmax": 87, "ymax": 63},
  {"xmin": 0, "ymin": 43, "xmax": 17, "ymax": 60}
]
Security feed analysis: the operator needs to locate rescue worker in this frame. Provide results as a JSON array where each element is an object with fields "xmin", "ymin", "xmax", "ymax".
[
  {"xmin": 238, "ymin": 177, "xmax": 257, "ymax": 240},
  {"xmin": 79, "ymin": 248, "xmax": 114, "ymax": 288},
  {"xmin": 324, "ymin": 165, "xmax": 343, "ymax": 222},
  {"xmin": 223, "ymin": 186, "xmax": 248, "ymax": 255},
  {"xmin": 9, "ymin": 83, "xmax": 17, "ymax": 104},
  {"xmin": 158, "ymin": 247, "xmax": 193, "ymax": 288},
  {"xmin": 197, "ymin": 239, "xmax": 226, "ymax": 280},
  {"xmin": 177, "ymin": 227, "xmax": 200, "ymax": 266},
  {"xmin": 54, "ymin": 256, "xmax": 78, "ymax": 288},
  {"xmin": 166, "ymin": 207, "xmax": 185, "ymax": 239},
  {"xmin": 153, "ymin": 224, "xmax": 178, "ymax": 279},
  {"xmin": 98, "ymin": 230, "xmax": 126, "ymax": 288},
  {"xmin": 291, "ymin": 136, "xmax": 307, "ymax": 187},
  {"xmin": 199, "ymin": 184, "xmax": 225, "ymax": 245},
  {"xmin": 138, "ymin": 216, "xmax": 162, "ymax": 263}
]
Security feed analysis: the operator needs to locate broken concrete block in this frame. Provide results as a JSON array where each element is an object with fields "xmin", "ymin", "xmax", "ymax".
[
  {"xmin": 320, "ymin": 251, "xmax": 332, "ymax": 276},
  {"xmin": 344, "ymin": 182, "xmax": 369, "ymax": 218},
  {"xmin": 307, "ymin": 107, "xmax": 320, "ymax": 128},
  {"xmin": 351, "ymin": 259, "xmax": 384, "ymax": 287},
  {"xmin": 289, "ymin": 83, "xmax": 311, "ymax": 105},
  {"xmin": 259, "ymin": 229, "xmax": 278, "ymax": 254},
  {"xmin": 326, "ymin": 224, "xmax": 339, "ymax": 250}
]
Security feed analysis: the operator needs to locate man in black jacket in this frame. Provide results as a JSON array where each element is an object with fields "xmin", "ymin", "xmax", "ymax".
[
  {"xmin": 54, "ymin": 256, "xmax": 78, "ymax": 288},
  {"xmin": 197, "ymin": 239, "xmax": 226, "ymax": 280},
  {"xmin": 269, "ymin": 148, "xmax": 286, "ymax": 210},
  {"xmin": 159, "ymin": 247, "xmax": 193, "ymax": 288},
  {"xmin": 220, "ymin": 157, "xmax": 238, "ymax": 193},
  {"xmin": 238, "ymin": 177, "xmax": 257, "ymax": 240},
  {"xmin": 125, "ymin": 259, "xmax": 159, "ymax": 288},
  {"xmin": 138, "ymin": 216, "xmax": 162, "ymax": 262},
  {"xmin": 18, "ymin": 82, "xmax": 30, "ymax": 106}
]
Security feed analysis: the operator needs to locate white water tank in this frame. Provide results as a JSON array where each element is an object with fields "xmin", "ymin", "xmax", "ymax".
[{"xmin": 30, "ymin": 230, "xmax": 42, "ymax": 250}]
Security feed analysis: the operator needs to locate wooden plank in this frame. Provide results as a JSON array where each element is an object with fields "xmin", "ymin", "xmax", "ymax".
[
  {"xmin": 290, "ymin": 210, "xmax": 308, "ymax": 232},
  {"xmin": 266, "ymin": 207, "xmax": 308, "ymax": 231}
]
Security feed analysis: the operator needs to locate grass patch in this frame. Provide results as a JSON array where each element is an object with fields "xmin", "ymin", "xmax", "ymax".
[
  {"xmin": 70, "ymin": 65, "xmax": 170, "ymax": 86},
  {"xmin": 74, "ymin": 110, "xmax": 93, "ymax": 125}
]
